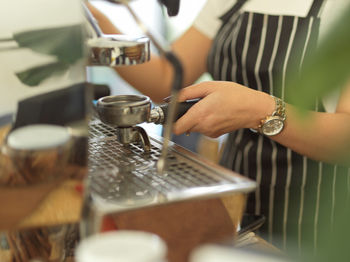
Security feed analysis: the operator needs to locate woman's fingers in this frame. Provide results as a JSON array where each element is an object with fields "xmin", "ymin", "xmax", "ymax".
[
  {"xmin": 173, "ymin": 105, "xmax": 199, "ymax": 135},
  {"xmin": 173, "ymin": 94, "xmax": 213, "ymax": 135},
  {"xmin": 173, "ymin": 82, "xmax": 213, "ymax": 134},
  {"xmin": 174, "ymin": 82, "xmax": 223, "ymax": 135},
  {"xmin": 178, "ymin": 82, "xmax": 213, "ymax": 101}
]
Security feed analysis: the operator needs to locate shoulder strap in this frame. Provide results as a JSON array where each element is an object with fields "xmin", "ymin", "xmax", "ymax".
[
  {"xmin": 307, "ymin": 0, "xmax": 326, "ymax": 17},
  {"xmin": 220, "ymin": 0, "xmax": 248, "ymax": 22}
]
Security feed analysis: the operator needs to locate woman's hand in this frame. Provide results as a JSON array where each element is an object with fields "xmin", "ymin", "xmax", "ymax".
[{"xmin": 173, "ymin": 81, "xmax": 275, "ymax": 138}]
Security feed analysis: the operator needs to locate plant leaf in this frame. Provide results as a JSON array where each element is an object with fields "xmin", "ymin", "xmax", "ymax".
[
  {"xmin": 13, "ymin": 24, "xmax": 84, "ymax": 64},
  {"xmin": 287, "ymin": 5, "xmax": 350, "ymax": 109},
  {"xmin": 16, "ymin": 62, "xmax": 69, "ymax": 87}
]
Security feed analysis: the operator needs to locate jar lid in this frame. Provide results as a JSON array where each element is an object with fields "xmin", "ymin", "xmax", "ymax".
[
  {"xmin": 7, "ymin": 124, "xmax": 70, "ymax": 150},
  {"xmin": 75, "ymin": 230, "xmax": 167, "ymax": 262}
]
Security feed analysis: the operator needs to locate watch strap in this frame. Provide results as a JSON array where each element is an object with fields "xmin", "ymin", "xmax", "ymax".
[
  {"xmin": 272, "ymin": 96, "xmax": 286, "ymax": 120},
  {"xmin": 250, "ymin": 96, "xmax": 286, "ymax": 134}
]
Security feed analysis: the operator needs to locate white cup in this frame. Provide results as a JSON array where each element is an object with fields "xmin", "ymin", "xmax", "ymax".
[{"xmin": 75, "ymin": 230, "xmax": 168, "ymax": 262}]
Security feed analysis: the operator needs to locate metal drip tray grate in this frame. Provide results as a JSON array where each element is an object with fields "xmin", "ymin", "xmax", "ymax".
[
  {"xmin": 89, "ymin": 138, "xmax": 156, "ymax": 172},
  {"xmin": 88, "ymin": 119, "xmax": 255, "ymax": 211}
]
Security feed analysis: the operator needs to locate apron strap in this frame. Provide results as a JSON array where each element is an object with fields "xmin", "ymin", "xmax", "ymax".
[
  {"xmin": 220, "ymin": 0, "xmax": 248, "ymax": 23},
  {"xmin": 307, "ymin": 0, "xmax": 326, "ymax": 17},
  {"xmin": 221, "ymin": 0, "xmax": 325, "ymax": 21}
]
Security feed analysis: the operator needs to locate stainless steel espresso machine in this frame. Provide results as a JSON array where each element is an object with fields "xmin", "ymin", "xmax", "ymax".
[
  {"xmin": 83, "ymin": 1, "xmax": 256, "ymax": 261},
  {"xmin": 0, "ymin": 1, "xmax": 256, "ymax": 261}
]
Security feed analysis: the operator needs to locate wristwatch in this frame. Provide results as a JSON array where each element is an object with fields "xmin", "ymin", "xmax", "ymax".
[{"xmin": 250, "ymin": 96, "xmax": 286, "ymax": 136}]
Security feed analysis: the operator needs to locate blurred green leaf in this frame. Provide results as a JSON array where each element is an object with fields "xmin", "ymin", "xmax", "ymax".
[
  {"xmin": 0, "ymin": 38, "xmax": 13, "ymax": 42},
  {"xmin": 13, "ymin": 24, "xmax": 84, "ymax": 64},
  {"xmin": 16, "ymin": 62, "xmax": 69, "ymax": 86},
  {"xmin": 287, "ymin": 4, "xmax": 350, "ymax": 109},
  {"xmin": 2, "ymin": 24, "xmax": 86, "ymax": 87}
]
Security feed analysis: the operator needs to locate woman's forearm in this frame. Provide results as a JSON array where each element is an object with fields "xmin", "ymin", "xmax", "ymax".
[
  {"xmin": 272, "ymin": 106, "xmax": 350, "ymax": 165},
  {"xmin": 115, "ymin": 57, "xmax": 174, "ymax": 102},
  {"xmin": 273, "ymin": 82, "xmax": 350, "ymax": 165},
  {"xmin": 174, "ymin": 81, "xmax": 350, "ymax": 165}
]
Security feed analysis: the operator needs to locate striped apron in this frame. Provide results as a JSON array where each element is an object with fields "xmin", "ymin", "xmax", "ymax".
[{"xmin": 208, "ymin": 0, "xmax": 350, "ymax": 253}]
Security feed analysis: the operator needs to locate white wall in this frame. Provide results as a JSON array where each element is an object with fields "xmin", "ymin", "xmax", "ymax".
[{"xmin": 0, "ymin": 0, "xmax": 85, "ymax": 123}]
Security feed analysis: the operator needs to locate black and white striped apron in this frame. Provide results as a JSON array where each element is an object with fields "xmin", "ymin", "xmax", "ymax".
[{"xmin": 207, "ymin": 0, "xmax": 350, "ymax": 253}]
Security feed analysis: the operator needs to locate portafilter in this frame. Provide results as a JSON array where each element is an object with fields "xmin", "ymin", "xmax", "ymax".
[
  {"xmin": 83, "ymin": 3, "xmax": 150, "ymax": 67},
  {"xmin": 96, "ymin": 94, "xmax": 198, "ymax": 151}
]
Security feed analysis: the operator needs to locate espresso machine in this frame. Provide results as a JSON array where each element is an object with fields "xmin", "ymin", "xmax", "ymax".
[
  {"xmin": 0, "ymin": 1, "xmax": 256, "ymax": 261},
  {"xmin": 82, "ymin": 1, "xmax": 256, "ymax": 261}
]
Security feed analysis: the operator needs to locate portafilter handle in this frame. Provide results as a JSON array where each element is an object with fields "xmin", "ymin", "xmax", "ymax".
[{"xmin": 149, "ymin": 99, "xmax": 200, "ymax": 125}]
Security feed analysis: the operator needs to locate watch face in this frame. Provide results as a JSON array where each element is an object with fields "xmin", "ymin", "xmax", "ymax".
[{"xmin": 261, "ymin": 116, "xmax": 284, "ymax": 136}]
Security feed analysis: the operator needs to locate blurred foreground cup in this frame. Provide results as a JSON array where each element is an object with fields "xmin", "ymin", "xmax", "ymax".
[{"xmin": 75, "ymin": 230, "xmax": 168, "ymax": 262}]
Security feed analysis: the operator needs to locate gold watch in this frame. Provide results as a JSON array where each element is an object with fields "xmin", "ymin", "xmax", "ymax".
[{"xmin": 250, "ymin": 96, "xmax": 286, "ymax": 136}]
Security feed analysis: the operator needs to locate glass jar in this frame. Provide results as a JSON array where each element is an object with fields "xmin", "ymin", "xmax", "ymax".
[{"xmin": 0, "ymin": 124, "xmax": 82, "ymax": 261}]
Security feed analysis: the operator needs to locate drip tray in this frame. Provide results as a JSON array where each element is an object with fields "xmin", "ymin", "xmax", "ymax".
[{"xmin": 88, "ymin": 118, "xmax": 256, "ymax": 213}]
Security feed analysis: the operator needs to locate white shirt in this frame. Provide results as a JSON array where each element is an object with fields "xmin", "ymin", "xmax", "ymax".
[{"xmin": 193, "ymin": 0, "xmax": 349, "ymax": 40}]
